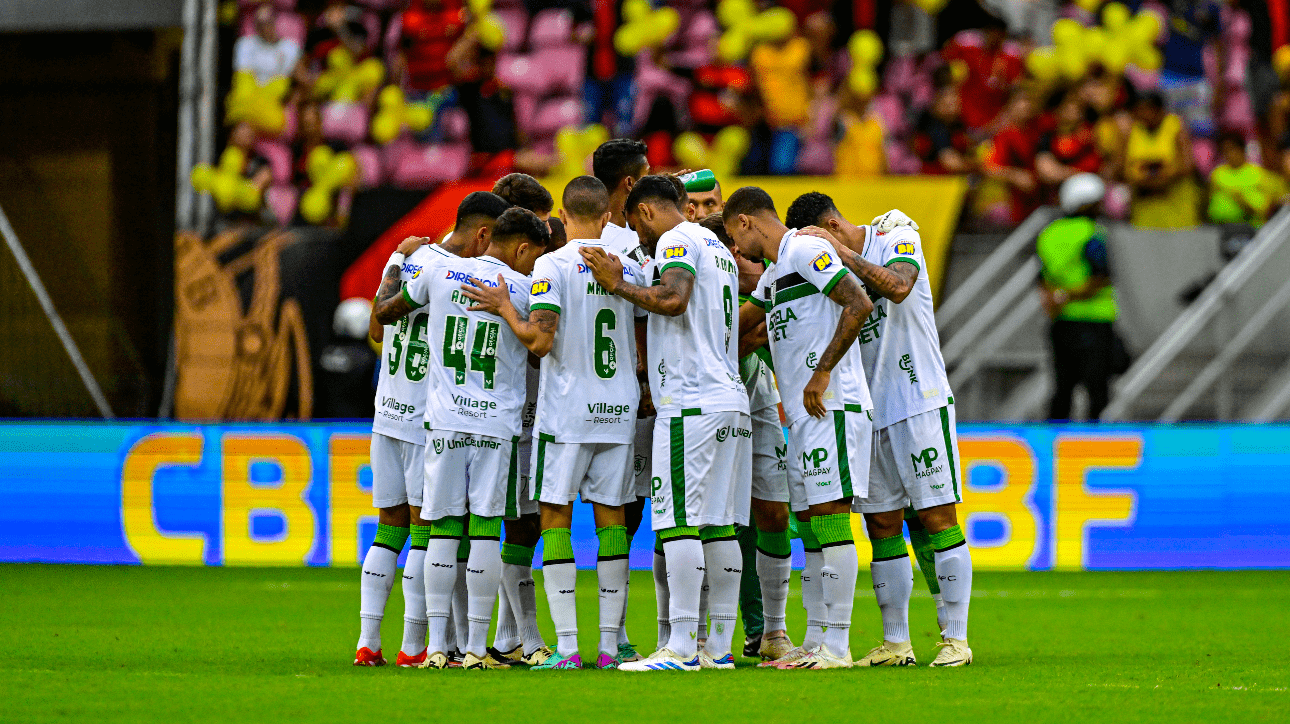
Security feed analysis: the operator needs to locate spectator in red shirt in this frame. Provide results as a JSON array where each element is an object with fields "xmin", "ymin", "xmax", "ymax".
[
  {"xmin": 690, "ymin": 64, "xmax": 753, "ymax": 133},
  {"xmin": 984, "ymin": 90, "xmax": 1040, "ymax": 223},
  {"xmin": 912, "ymin": 86, "xmax": 975, "ymax": 174},
  {"xmin": 1036, "ymin": 91, "xmax": 1104, "ymax": 187},
  {"xmin": 391, "ymin": 0, "xmax": 471, "ymax": 95},
  {"xmin": 941, "ymin": 16, "xmax": 1023, "ymax": 131}
]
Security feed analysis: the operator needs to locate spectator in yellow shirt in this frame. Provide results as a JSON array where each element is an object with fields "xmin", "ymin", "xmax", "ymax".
[
  {"xmin": 750, "ymin": 35, "xmax": 811, "ymax": 174},
  {"xmin": 1207, "ymin": 132, "xmax": 1283, "ymax": 227}
]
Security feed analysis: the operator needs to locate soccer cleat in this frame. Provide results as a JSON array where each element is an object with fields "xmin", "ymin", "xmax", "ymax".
[
  {"xmin": 416, "ymin": 651, "xmax": 450, "ymax": 669},
  {"xmin": 463, "ymin": 652, "xmax": 510, "ymax": 670},
  {"xmin": 699, "ymin": 650, "xmax": 736, "ymax": 669},
  {"xmin": 593, "ymin": 652, "xmax": 620, "ymax": 669},
  {"xmin": 757, "ymin": 646, "xmax": 806, "ymax": 668},
  {"xmin": 856, "ymin": 640, "xmax": 917, "ymax": 667},
  {"xmin": 929, "ymin": 638, "xmax": 973, "ymax": 667},
  {"xmin": 742, "ymin": 634, "xmax": 762, "ymax": 658},
  {"xmin": 758, "ymin": 633, "xmax": 795, "ymax": 661},
  {"xmin": 487, "ymin": 645, "xmax": 524, "ymax": 666},
  {"xmin": 617, "ymin": 642, "xmax": 644, "ymax": 662},
  {"xmin": 531, "ymin": 651, "xmax": 582, "ymax": 670},
  {"xmin": 354, "ymin": 647, "xmax": 386, "ymax": 666},
  {"xmin": 447, "ymin": 648, "xmax": 465, "ymax": 668},
  {"xmin": 519, "ymin": 645, "xmax": 554, "ymax": 666},
  {"xmin": 395, "ymin": 649, "xmax": 427, "ymax": 668},
  {"xmin": 777, "ymin": 645, "xmax": 853, "ymax": 670},
  {"xmin": 618, "ymin": 648, "xmax": 701, "ymax": 672}
]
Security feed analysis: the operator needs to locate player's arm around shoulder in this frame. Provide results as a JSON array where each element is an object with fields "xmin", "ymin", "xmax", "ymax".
[
  {"xmin": 580, "ymin": 244, "xmax": 693, "ymax": 317},
  {"xmin": 372, "ymin": 239, "xmax": 430, "ymax": 325},
  {"xmin": 799, "ymin": 224, "xmax": 920, "ymax": 304},
  {"xmin": 801, "ymin": 243, "xmax": 873, "ymax": 418},
  {"xmin": 461, "ymin": 268, "xmax": 558, "ymax": 357}
]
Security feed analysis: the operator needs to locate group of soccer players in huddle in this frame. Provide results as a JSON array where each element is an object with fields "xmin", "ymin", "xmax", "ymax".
[{"xmin": 354, "ymin": 138, "xmax": 974, "ymax": 671}]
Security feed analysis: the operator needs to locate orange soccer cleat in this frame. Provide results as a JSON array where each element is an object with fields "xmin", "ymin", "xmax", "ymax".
[
  {"xmin": 395, "ymin": 649, "xmax": 428, "ymax": 668},
  {"xmin": 354, "ymin": 647, "xmax": 387, "ymax": 666}
]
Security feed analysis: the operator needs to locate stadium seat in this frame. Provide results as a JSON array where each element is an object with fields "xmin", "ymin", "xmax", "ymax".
[
  {"xmin": 253, "ymin": 140, "xmax": 294, "ymax": 185},
  {"xmin": 238, "ymin": 0, "xmax": 295, "ymax": 10},
  {"xmin": 438, "ymin": 106, "xmax": 471, "ymax": 142},
  {"xmin": 265, "ymin": 184, "xmax": 299, "ymax": 226},
  {"xmin": 528, "ymin": 98, "xmax": 583, "ymax": 137},
  {"xmin": 632, "ymin": 59, "xmax": 691, "ymax": 134},
  {"xmin": 527, "ymin": 9, "xmax": 573, "ymax": 49},
  {"xmin": 351, "ymin": 144, "xmax": 385, "ymax": 188},
  {"xmin": 494, "ymin": 8, "xmax": 529, "ymax": 53},
  {"xmin": 386, "ymin": 141, "xmax": 471, "ymax": 189},
  {"xmin": 322, "ymin": 101, "xmax": 371, "ymax": 145},
  {"xmin": 1192, "ymin": 137, "xmax": 1217, "ymax": 176},
  {"xmin": 872, "ymin": 95, "xmax": 907, "ymax": 137},
  {"xmin": 796, "ymin": 139, "xmax": 835, "ymax": 175}
]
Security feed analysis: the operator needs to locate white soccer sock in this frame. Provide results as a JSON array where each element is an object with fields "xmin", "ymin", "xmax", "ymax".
[
  {"xmin": 616, "ymin": 574, "xmax": 631, "ymax": 647},
  {"xmin": 933, "ymin": 593, "xmax": 947, "ymax": 635},
  {"xmin": 598, "ymin": 557, "xmax": 629, "ymax": 656},
  {"xmin": 697, "ymin": 574, "xmax": 709, "ymax": 641},
  {"xmin": 493, "ymin": 583, "xmax": 519, "ymax": 652},
  {"xmin": 516, "ymin": 573, "xmax": 546, "ymax": 655},
  {"xmin": 870, "ymin": 557, "xmax": 913, "ymax": 644},
  {"xmin": 800, "ymin": 550, "xmax": 825, "ymax": 650},
  {"xmin": 451, "ymin": 560, "xmax": 468, "ymax": 651},
  {"xmin": 400, "ymin": 548, "xmax": 428, "ymax": 655},
  {"xmin": 465, "ymin": 539, "xmax": 502, "ymax": 658},
  {"xmin": 662, "ymin": 536, "xmax": 704, "ymax": 658},
  {"xmin": 756, "ymin": 550, "xmax": 791, "ymax": 633},
  {"xmin": 422, "ymin": 538, "xmax": 458, "ymax": 654},
  {"xmin": 652, "ymin": 547, "xmax": 670, "ymax": 650},
  {"xmin": 358, "ymin": 545, "xmax": 398, "ymax": 652},
  {"xmin": 701, "ymin": 538, "xmax": 742, "ymax": 659},
  {"xmin": 820, "ymin": 542, "xmax": 858, "ymax": 657},
  {"xmin": 543, "ymin": 561, "xmax": 579, "ymax": 656},
  {"xmin": 935, "ymin": 543, "xmax": 973, "ymax": 640}
]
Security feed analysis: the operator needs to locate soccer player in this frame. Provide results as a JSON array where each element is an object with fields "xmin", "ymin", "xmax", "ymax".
[
  {"xmin": 355, "ymin": 191, "xmax": 510, "ymax": 668},
  {"xmin": 463, "ymin": 176, "xmax": 647, "ymax": 670},
  {"xmin": 724, "ymin": 186, "xmax": 875, "ymax": 669},
  {"xmin": 374, "ymin": 207, "xmax": 551, "ymax": 669},
  {"xmin": 488, "ymin": 172, "xmax": 556, "ymax": 667},
  {"xmin": 786, "ymin": 192, "xmax": 973, "ymax": 667},
  {"xmin": 683, "ymin": 173, "xmax": 723, "ymax": 222},
  {"xmin": 581, "ymin": 175, "xmax": 750, "ymax": 672},
  {"xmin": 698, "ymin": 213, "xmax": 795, "ymax": 662}
]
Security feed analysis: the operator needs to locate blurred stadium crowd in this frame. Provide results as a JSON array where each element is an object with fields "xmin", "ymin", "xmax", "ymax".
[{"xmin": 200, "ymin": 0, "xmax": 1290, "ymax": 230}]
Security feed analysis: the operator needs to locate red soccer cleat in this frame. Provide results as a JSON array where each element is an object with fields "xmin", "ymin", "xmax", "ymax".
[
  {"xmin": 354, "ymin": 647, "xmax": 387, "ymax": 666},
  {"xmin": 395, "ymin": 650, "xmax": 427, "ymax": 668}
]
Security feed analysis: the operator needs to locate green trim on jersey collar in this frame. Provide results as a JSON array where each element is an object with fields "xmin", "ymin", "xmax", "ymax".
[
  {"xmin": 401, "ymin": 286, "xmax": 425, "ymax": 309},
  {"xmin": 820, "ymin": 267, "xmax": 850, "ymax": 296},
  {"xmin": 886, "ymin": 256, "xmax": 920, "ymax": 272}
]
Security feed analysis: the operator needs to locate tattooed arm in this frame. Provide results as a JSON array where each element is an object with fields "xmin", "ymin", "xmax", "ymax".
[
  {"xmin": 371, "ymin": 236, "xmax": 429, "ymax": 325},
  {"xmin": 460, "ymin": 273, "xmax": 558, "ymax": 357},
  {"xmin": 802, "ymin": 274, "xmax": 873, "ymax": 418},
  {"xmin": 797, "ymin": 225, "xmax": 918, "ymax": 303},
  {"xmin": 581, "ymin": 247, "xmax": 694, "ymax": 317}
]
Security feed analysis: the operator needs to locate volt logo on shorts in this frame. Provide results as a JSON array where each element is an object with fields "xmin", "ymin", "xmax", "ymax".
[{"xmin": 911, "ymin": 447, "xmax": 944, "ymax": 478}]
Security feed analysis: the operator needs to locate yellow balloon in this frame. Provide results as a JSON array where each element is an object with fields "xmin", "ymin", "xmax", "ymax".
[
  {"xmin": 406, "ymin": 104, "xmax": 433, "ymax": 131},
  {"xmin": 1075, "ymin": 0, "xmax": 1102, "ymax": 12},
  {"xmin": 300, "ymin": 187, "xmax": 332, "ymax": 224},
  {"xmin": 916, "ymin": 0, "xmax": 948, "ymax": 14},
  {"xmin": 1026, "ymin": 47, "xmax": 1060, "ymax": 82},
  {"xmin": 332, "ymin": 153, "xmax": 359, "ymax": 186},
  {"xmin": 1058, "ymin": 45, "xmax": 1087, "ymax": 80},
  {"xmin": 673, "ymin": 132, "xmax": 709, "ymax": 170},
  {"xmin": 717, "ymin": 0, "xmax": 755, "ymax": 28},
  {"xmin": 847, "ymin": 67, "xmax": 879, "ymax": 96},
  {"xmin": 654, "ymin": 8, "xmax": 681, "ymax": 41},
  {"xmin": 849, "ymin": 30, "xmax": 883, "ymax": 66},
  {"xmin": 1102, "ymin": 38, "xmax": 1130, "ymax": 73},
  {"xmin": 236, "ymin": 181, "xmax": 262, "ymax": 213},
  {"xmin": 356, "ymin": 58, "xmax": 386, "ymax": 90},
  {"xmin": 555, "ymin": 127, "xmax": 581, "ymax": 159},
  {"xmin": 219, "ymin": 147, "xmax": 246, "ymax": 172},
  {"xmin": 467, "ymin": 0, "xmax": 491, "ymax": 17},
  {"xmin": 1132, "ymin": 45, "xmax": 1162, "ymax": 71},
  {"xmin": 622, "ymin": 0, "xmax": 651, "ymax": 23},
  {"xmin": 370, "ymin": 112, "xmax": 402, "ymax": 145},
  {"xmin": 1129, "ymin": 12, "xmax": 1162, "ymax": 44},
  {"xmin": 714, "ymin": 125, "xmax": 750, "ymax": 158},
  {"xmin": 378, "ymin": 85, "xmax": 403, "ymax": 109},
  {"xmin": 1102, "ymin": 2, "xmax": 1130, "ymax": 30},
  {"xmin": 477, "ymin": 14, "xmax": 505, "ymax": 51},
  {"xmin": 211, "ymin": 175, "xmax": 239, "ymax": 212},
  {"xmin": 308, "ymin": 145, "xmax": 334, "ymax": 180},
  {"xmin": 1275, "ymin": 45, "xmax": 1290, "ymax": 80},
  {"xmin": 614, "ymin": 24, "xmax": 648, "ymax": 56},
  {"xmin": 751, "ymin": 7, "xmax": 796, "ymax": 42},
  {"xmin": 718, "ymin": 28, "xmax": 750, "ymax": 63},
  {"xmin": 190, "ymin": 164, "xmax": 215, "ymax": 191},
  {"xmin": 1051, "ymin": 19, "xmax": 1083, "ymax": 47}
]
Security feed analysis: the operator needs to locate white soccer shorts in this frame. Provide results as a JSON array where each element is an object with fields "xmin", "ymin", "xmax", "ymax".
[
  {"xmin": 421, "ymin": 429, "xmax": 522, "ymax": 520},
  {"xmin": 786, "ymin": 408, "xmax": 871, "ymax": 512},
  {"xmin": 515, "ymin": 440, "xmax": 539, "ymax": 516},
  {"xmin": 857, "ymin": 404, "xmax": 962, "ymax": 514},
  {"xmin": 370, "ymin": 433, "xmax": 425, "ymax": 509},
  {"xmin": 750, "ymin": 404, "xmax": 789, "ymax": 503},
  {"xmin": 649, "ymin": 410, "xmax": 752, "ymax": 530},
  {"xmin": 530, "ymin": 437, "xmax": 635, "ymax": 507},
  {"xmin": 633, "ymin": 414, "xmax": 654, "ymax": 498}
]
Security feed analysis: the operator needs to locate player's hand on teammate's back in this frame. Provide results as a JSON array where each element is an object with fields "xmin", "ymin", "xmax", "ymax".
[
  {"xmin": 637, "ymin": 381, "xmax": 655, "ymax": 418},
  {"xmin": 396, "ymin": 235, "xmax": 430, "ymax": 255},
  {"xmin": 803, "ymin": 369, "xmax": 831, "ymax": 418},
  {"xmin": 461, "ymin": 273, "xmax": 512, "ymax": 316},
  {"xmin": 579, "ymin": 246, "xmax": 625, "ymax": 293},
  {"xmin": 797, "ymin": 225, "xmax": 845, "ymax": 254}
]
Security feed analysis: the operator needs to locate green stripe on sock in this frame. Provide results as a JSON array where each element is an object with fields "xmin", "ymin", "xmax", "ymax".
[
  {"xmin": 670, "ymin": 417, "xmax": 687, "ymax": 527},
  {"xmin": 755, "ymin": 529, "xmax": 792, "ymax": 557},
  {"xmin": 427, "ymin": 516, "xmax": 463, "ymax": 538},
  {"xmin": 500, "ymin": 542, "xmax": 535, "ymax": 566},
  {"xmin": 906, "ymin": 526, "xmax": 940, "ymax": 594},
  {"xmin": 871, "ymin": 534, "xmax": 907, "ymax": 560},
  {"xmin": 929, "ymin": 524, "xmax": 966, "ymax": 552},
  {"xmin": 541, "ymin": 527, "xmax": 574, "ymax": 562},
  {"xmin": 409, "ymin": 525, "xmax": 432, "ymax": 548},
  {"xmin": 469, "ymin": 514, "xmax": 502, "ymax": 539},
  {"xmin": 811, "ymin": 513, "xmax": 854, "ymax": 546},
  {"xmin": 796, "ymin": 514, "xmax": 820, "ymax": 550},
  {"xmin": 658, "ymin": 525, "xmax": 700, "ymax": 541},
  {"xmin": 373, "ymin": 524, "xmax": 409, "ymax": 550},
  {"xmin": 596, "ymin": 525, "xmax": 630, "ymax": 558},
  {"xmin": 700, "ymin": 524, "xmax": 736, "ymax": 541}
]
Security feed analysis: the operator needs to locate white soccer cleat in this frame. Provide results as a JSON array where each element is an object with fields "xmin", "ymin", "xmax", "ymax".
[
  {"xmin": 699, "ymin": 650, "xmax": 736, "ymax": 669},
  {"xmin": 856, "ymin": 640, "xmax": 917, "ymax": 667},
  {"xmin": 929, "ymin": 638, "xmax": 973, "ymax": 667},
  {"xmin": 758, "ymin": 633, "xmax": 795, "ymax": 661},
  {"xmin": 618, "ymin": 648, "xmax": 701, "ymax": 672},
  {"xmin": 777, "ymin": 645, "xmax": 853, "ymax": 670}
]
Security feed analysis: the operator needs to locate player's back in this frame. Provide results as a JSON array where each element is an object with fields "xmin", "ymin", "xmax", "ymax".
[
  {"xmin": 648, "ymin": 221, "xmax": 747, "ymax": 416},
  {"xmin": 530, "ymin": 239, "xmax": 645, "ymax": 443},
  {"xmin": 418, "ymin": 253, "xmax": 531, "ymax": 438}
]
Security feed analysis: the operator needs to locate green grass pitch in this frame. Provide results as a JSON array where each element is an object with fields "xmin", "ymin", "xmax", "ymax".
[{"xmin": 1, "ymin": 565, "xmax": 1286, "ymax": 722}]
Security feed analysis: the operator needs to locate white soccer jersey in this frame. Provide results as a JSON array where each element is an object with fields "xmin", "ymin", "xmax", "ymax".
[
  {"xmin": 741, "ymin": 352, "xmax": 779, "ymax": 412},
  {"xmin": 856, "ymin": 225, "xmax": 952, "ymax": 429},
  {"xmin": 602, "ymin": 221, "xmax": 650, "ymax": 266},
  {"xmin": 648, "ymin": 221, "xmax": 748, "ymax": 416},
  {"xmin": 403, "ymin": 254, "xmax": 531, "ymax": 438},
  {"xmin": 529, "ymin": 238, "xmax": 648, "ymax": 443},
  {"xmin": 372, "ymin": 244, "xmax": 458, "ymax": 444},
  {"xmin": 750, "ymin": 231, "xmax": 871, "ymax": 426}
]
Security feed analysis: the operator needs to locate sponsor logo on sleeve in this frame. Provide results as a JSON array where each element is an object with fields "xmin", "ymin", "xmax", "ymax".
[
  {"xmin": 895, "ymin": 241, "xmax": 916, "ymax": 256},
  {"xmin": 811, "ymin": 251, "xmax": 835, "ymax": 272},
  {"xmin": 401, "ymin": 263, "xmax": 422, "ymax": 278},
  {"xmin": 663, "ymin": 246, "xmax": 687, "ymax": 259},
  {"xmin": 531, "ymin": 279, "xmax": 552, "ymax": 295}
]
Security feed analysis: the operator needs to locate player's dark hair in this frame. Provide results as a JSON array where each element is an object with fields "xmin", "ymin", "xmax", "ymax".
[
  {"xmin": 624, "ymin": 174, "xmax": 681, "ymax": 213},
  {"xmin": 698, "ymin": 213, "xmax": 734, "ymax": 248},
  {"xmin": 666, "ymin": 175, "xmax": 688, "ymax": 212},
  {"xmin": 547, "ymin": 216, "xmax": 567, "ymax": 251},
  {"xmin": 722, "ymin": 186, "xmax": 777, "ymax": 222},
  {"xmin": 785, "ymin": 191, "xmax": 840, "ymax": 230},
  {"xmin": 561, "ymin": 175, "xmax": 610, "ymax": 219},
  {"xmin": 454, "ymin": 191, "xmax": 512, "ymax": 230},
  {"xmin": 592, "ymin": 138, "xmax": 649, "ymax": 191},
  {"xmin": 492, "ymin": 207, "xmax": 552, "ymax": 247},
  {"xmin": 492, "ymin": 173, "xmax": 554, "ymax": 214}
]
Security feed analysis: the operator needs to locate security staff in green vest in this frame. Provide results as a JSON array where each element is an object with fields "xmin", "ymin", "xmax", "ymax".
[{"xmin": 1037, "ymin": 173, "xmax": 1117, "ymax": 420}]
